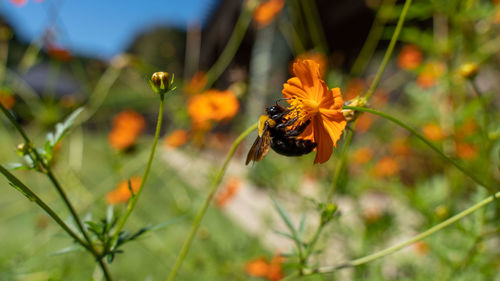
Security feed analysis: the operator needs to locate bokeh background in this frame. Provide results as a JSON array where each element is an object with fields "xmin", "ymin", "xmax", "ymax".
[{"xmin": 1, "ymin": 0, "xmax": 500, "ymax": 280}]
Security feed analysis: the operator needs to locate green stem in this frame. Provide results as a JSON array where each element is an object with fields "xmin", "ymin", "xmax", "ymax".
[
  {"xmin": 111, "ymin": 97, "xmax": 165, "ymax": 239},
  {"xmin": 343, "ymin": 106, "xmax": 493, "ymax": 192},
  {"xmin": 327, "ymin": 129, "xmax": 354, "ymax": 201},
  {"xmin": 364, "ymin": 0, "xmax": 412, "ymax": 100},
  {"xmin": 0, "ymin": 165, "xmax": 90, "ymax": 251},
  {"xmin": 0, "ymin": 103, "xmax": 114, "ymax": 281},
  {"xmin": 166, "ymin": 123, "xmax": 258, "ymax": 281},
  {"xmin": 299, "ymin": 0, "xmax": 328, "ymax": 53},
  {"xmin": 350, "ymin": 0, "xmax": 396, "ymax": 76},
  {"xmin": 305, "ymin": 190, "xmax": 500, "ymax": 275},
  {"xmin": 470, "ymin": 79, "xmax": 490, "ymax": 134},
  {"xmin": 205, "ymin": 2, "xmax": 254, "ymax": 89}
]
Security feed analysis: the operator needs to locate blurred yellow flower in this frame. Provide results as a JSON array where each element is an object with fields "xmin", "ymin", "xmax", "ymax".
[
  {"xmin": 282, "ymin": 59, "xmax": 346, "ymax": 164},
  {"xmin": 106, "ymin": 177, "xmax": 142, "ymax": 205}
]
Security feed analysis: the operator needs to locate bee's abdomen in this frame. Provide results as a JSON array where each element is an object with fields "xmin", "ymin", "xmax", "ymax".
[{"xmin": 271, "ymin": 138, "xmax": 316, "ymax": 156}]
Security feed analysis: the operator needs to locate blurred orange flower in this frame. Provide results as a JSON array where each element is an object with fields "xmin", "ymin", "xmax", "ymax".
[
  {"xmin": 9, "ymin": 0, "xmax": 27, "ymax": 6},
  {"xmin": 297, "ymin": 51, "xmax": 328, "ymax": 77},
  {"xmin": 187, "ymin": 89, "xmax": 239, "ymax": 130},
  {"xmin": 163, "ymin": 130, "xmax": 189, "ymax": 148},
  {"xmin": 417, "ymin": 62, "xmax": 445, "ymax": 89},
  {"xmin": 423, "ymin": 123, "xmax": 445, "ymax": 141},
  {"xmin": 412, "ymin": 241, "xmax": 430, "ymax": 256},
  {"xmin": 46, "ymin": 45, "xmax": 72, "ymax": 62},
  {"xmin": 108, "ymin": 110, "xmax": 145, "ymax": 150},
  {"xmin": 254, "ymin": 0, "xmax": 285, "ymax": 27},
  {"xmin": 344, "ymin": 78, "xmax": 366, "ymax": 100},
  {"xmin": 0, "ymin": 91, "xmax": 15, "ymax": 109},
  {"xmin": 106, "ymin": 177, "xmax": 142, "ymax": 205},
  {"xmin": 455, "ymin": 142, "xmax": 478, "ymax": 160},
  {"xmin": 185, "ymin": 71, "xmax": 207, "ymax": 95},
  {"xmin": 494, "ymin": 8, "xmax": 500, "ymax": 24},
  {"xmin": 355, "ymin": 113, "xmax": 375, "ymax": 133},
  {"xmin": 282, "ymin": 59, "xmax": 346, "ymax": 164},
  {"xmin": 391, "ymin": 137, "xmax": 411, "ymax": 157},
  {"xmin": 353, "ymin": 147, "xmax": 373, "ymax": 164},
  {"xmin": 374, "ymin": 156, "xmax": 400, "ymax": 178},
  {"xmin": 245, "ymin": 254, "xmax": 284, "ymax": 281},
  {"xmin": 397, "ymin": 44, "xmax": 422, "ymax": 70},
  {"xmin": 215, "ymin": 178, "xmax": 241, "ymax": 207}
]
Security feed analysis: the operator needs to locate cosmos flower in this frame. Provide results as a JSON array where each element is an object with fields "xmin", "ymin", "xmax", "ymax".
[
  {"xmin": 187, "ymin": 89, "xmax": 239, "ymax": 130},
  {"xmin": 282, "ymin": 59, "xmax": 346, "ymax": 164},
  {"xmin": 108, "ymin": 109, "xmax": 145, "ymax": 150},
  {"xmin": 163, "ymin": 130, "xmax": 189, "ymax": 148}
]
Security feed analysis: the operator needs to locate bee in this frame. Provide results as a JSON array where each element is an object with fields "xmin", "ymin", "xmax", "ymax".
[{"xmin": 245, "ymin": 104, "xmax": 316, "ymax": 165}]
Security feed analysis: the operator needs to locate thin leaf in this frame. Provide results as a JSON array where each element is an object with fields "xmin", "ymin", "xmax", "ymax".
[
  {"xmin": 270, "ymin": 196, "xmax": 298, "ymax": 238},
  {"xmin": 6, "ymin": 162, "xmax": 29, "ymax": 170},
  {"xmin": 149, "ymin": 215, "xmax": 187, "ymax": 232},
  {"xmin": 297, "ymin": 212, "xmax": 307, "ymax": 238},
  {"xmin": 273, "ymin": 229, "xmax": 295, "ymax": 240},
  {"xmin": 49, "ymin": 245, "xmax": 83, "ymax": 256}
]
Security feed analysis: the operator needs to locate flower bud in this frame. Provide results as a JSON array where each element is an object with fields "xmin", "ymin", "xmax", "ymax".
[
  {"xmin": 342, "ymin": 96, "xmax": 367, "ymax": 122},
  {"xmin": 320, "ymin": 203, "xmax": 338, "ymax": 225},
  {"xmin": 459, "ymin": 62, "xmax": 479, "ymax": 80},
  {"xmin": 16, "ymin": 143, "xmax": 29, "ymax": 156},
  {"xmin": 150, "ymin": 72, "xmax": 173, "ymax": 95}
]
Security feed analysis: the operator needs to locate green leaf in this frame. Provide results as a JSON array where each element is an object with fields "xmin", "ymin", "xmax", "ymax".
[
  {"xmin": 85, "ymin": 221, "xmax": 103, "ymax": 236},
  {"xmin": 49, "ymin": 245, "xmax": 83, "ymax": 256},
  {"xmin": 6, "ymin": 162, "xmax": 29, "ymax": 170},
  {"xmin": 270, "ymin": 196, "xmax": 298, "ymax": 238},
  {"xmin": 44, "ymin": 107, "xmax": 84, "ymax": 161},
  {"xmin": 273, "ymin": 230, "xmax": 295, "ymax": 240},
  {"xmin": 297, "ymin": 213, "xmax": 307, "ymax": 239}
]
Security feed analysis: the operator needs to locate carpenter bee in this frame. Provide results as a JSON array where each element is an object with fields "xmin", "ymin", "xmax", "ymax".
[{"xmin": 245, "ymin": 104, "xmax": 316, "ymax": 165}]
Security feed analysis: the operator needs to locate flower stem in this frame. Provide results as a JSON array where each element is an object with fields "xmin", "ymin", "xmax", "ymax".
[
  {"xmin": 166, "ymin": 122, "xmax": 258, "ymax": 281},
  {"xmin": 350, "ymin": 0, "xmax": 396, "ymax": 76},
  {"xmin": 205, "ymin": 1, "xmax": 254, "ymax": 89},
  {"xmin": 0, "ymin": 165, "xmax": 90, "ymax": 251},
  {"xmin": 111, "ymin": 97, "xmax": 165, "ymax": 239},
  {"xmin": 342, "ymin": 106, "xmax": 494, "ymax": 192},
  {"xmin": 306, "ymin": 190, "xmax": 500, "ymax": 275},
  {"xmin": 0, "ymin": 103, "xmax": 114, "ymax": 281},
  {"xmin": 364, "ymin": 0, "xmax": 412, "ymax": 100},
  {"xmin": 299, "ymin": 0, "xmax": 328, "ymax": 54}
]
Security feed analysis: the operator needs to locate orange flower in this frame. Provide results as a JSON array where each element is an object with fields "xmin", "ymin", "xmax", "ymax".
[
  {"xmin": 344, "ymin": 78, "xmax": 366, "ymax": 101},
  {"xmin": 245, "ymin": 254, "xmax": 284, "ymax": 281},
  {"xmin": 391, "ymin": 137, "xmax": 411, "ymax": 157},
  {"xmin": 106, "ymin": 177, "xmax": 142, "ymax": 205},
  {"xmin": 397, "ymin": 44, "xmax": 422, "ymax": 70},
  {"xmin": 254, "ymin": 0, "xmax": 285, "ymax": 27},
  {"xmin": 163, "ymin": 130, "xmax": 189, "ymax": 148},
  {"xmin": 494, "ymin": 8, "xmax": 500, "ymax": 24},
  {"xmin": 282, "ymin": 59, "xmax": 347, "ymax": 164},
  {"xmin": 0, "ymin": 91, "xmax": 15, "ymax": 109},
  {"xmin": 185, "ymin": 71, "xmax": 207, "ymax": 95},
  {"xmin": 417, "ymin": 62, "xmax": 445, "ymax": 89},
  {"xmin": 297, "ymin": 51, "xmax": 328, "ymax": 77},
  {"xmin": 9, "ymin": 0, "xmax": 27, "ymax": 6},
  {"xmin": 108, "ymin": 110, "xmax": 145, "ymax": 150},
  {"xmin": 352, "ymin": 147, "xmax": 373, "ymax": 164},
  {"xmin": 354, "ymin": 113, "xmax": 375, "ymax": 133},
  {"xmin": 245, "ymin": 258, "xmax": 269, "ymax": 277},
  {"xmin": 215, "ymin": 178, "xmax": 241, "ymax": 207},
  {"xmin": 423, "ymin": 123, "xmax": 445, "ymax": 141},
  {"xmin": 455, "ymin": 142, "xmax": 478, "ymax": 160},
  {"xmin": 374, "ymin": 156, "xmax": 400, "ymax": 178},
  {"xmin": 412, "ymin": 241, "xmax": 430, "ymax": 256},
  {"xmin": 187, "ymin": 89, "xmax": 239, "ymax": 130},
  {"xmin": 46, "ymin": 45, "xmax": 72, "ymax": 62}
]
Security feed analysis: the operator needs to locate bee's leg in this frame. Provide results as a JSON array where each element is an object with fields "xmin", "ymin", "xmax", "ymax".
[
  {"xmin": 276, "ymin": 116, "xmax": 298, "ymax": 129},
  {"xmin": 285, "ymin": 119, "xmax": 311, "ymax": 137}
]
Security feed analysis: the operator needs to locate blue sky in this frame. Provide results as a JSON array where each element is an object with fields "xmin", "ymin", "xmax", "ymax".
[{"xmin": 1, "ymin": 0, "xmax": 218, "ymax": 59}]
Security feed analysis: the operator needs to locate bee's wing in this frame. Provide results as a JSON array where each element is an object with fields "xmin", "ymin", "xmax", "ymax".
[{"xmin": 245, "ymin": 127, "xmax": 271, "ymax": 165}]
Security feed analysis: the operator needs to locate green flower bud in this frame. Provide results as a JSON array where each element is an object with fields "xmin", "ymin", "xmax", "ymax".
[
  {"xmin": 150, "ymin": 72, "xmax": 174, "ymax": 96},
  {"xmin": 320, "ymin": 203, "xmax": 338, "ymax": 225}
]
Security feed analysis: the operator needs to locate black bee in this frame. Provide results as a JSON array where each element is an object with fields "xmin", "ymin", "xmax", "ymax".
[{"xmin": 245, "ymin": 104, "xmax": 316, "ymax": 165}]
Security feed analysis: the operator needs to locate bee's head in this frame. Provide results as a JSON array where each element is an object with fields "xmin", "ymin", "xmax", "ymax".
[{"xmin": 265, "ymin": 105, "xmax": 285, "ymax": 119}]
